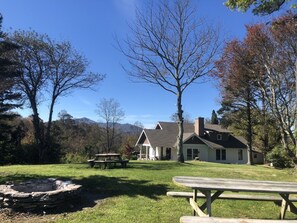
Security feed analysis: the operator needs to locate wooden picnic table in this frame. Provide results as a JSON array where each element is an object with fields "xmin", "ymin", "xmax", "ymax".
[
  {"xmin": 173, "ymin": 176, "xmax": 297, "ymax": 220},
  {"xmin": 88, "ymin": 153, "xmax": 129, "ymax": 168}
]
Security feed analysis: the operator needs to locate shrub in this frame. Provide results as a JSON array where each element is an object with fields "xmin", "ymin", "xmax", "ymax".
[
  {"xmin": 61, "ymin": 153, "xmax": 88, "ymax": 164},
  {"xmin": 266, "ymin": 146, "xmax": 294, "ymax": 168}
]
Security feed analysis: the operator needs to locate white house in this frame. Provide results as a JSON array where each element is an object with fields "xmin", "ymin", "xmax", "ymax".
[{"xmin": 135, "ymin": 117, "xmax": 263, "ymax": 164}]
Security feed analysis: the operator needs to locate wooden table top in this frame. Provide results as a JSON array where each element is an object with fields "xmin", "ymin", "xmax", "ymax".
[
  {"xmin": 95, "ymin": 153, "xmax": 121, "ymax": 157},
  {"xmin": 173, "ymin": 176, "xmax": 297, "ymax": 194}
]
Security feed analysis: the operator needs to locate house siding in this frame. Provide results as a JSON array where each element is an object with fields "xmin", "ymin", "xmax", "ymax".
[
  {"xmin": 208, "ymin": 148, "xmax": 247, "ymax": 164},
  {"xmin": 171, "ymin": 147, "xmax": 177, "ymax": 160},
  {"xmin": 183, "ymin": 144, "xmax": 209, "ymax": 161},
  {"xmin": 135, "ymin": 120, "xmax": 253, "ymax": 164}
]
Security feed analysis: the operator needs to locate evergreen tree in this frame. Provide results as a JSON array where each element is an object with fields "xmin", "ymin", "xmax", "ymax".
[
  {"xmin": 0, "ymin": 14, "xmax": 22, "ymax": 164},
  {"xmin": 210, "ymin": 110, "xmax": 219, "ymax": 124}
]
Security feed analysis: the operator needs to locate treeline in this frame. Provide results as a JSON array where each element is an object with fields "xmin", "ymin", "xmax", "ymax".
[
  {"xmin": 0, "ymin": 14, "xmax": 142, "ymax": 164},
  {"xmin": 214, "ymin": 13, "xmax": 297, "ymax": 167},
  {"xmin": 0, "ymin": 111, "xmax": 141, "ymax": 164}
]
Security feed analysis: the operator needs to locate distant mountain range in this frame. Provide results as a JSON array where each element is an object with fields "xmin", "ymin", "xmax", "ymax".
[{"xmin": 74, "ymin": 117, "xmax": 143, "ymax": 134}]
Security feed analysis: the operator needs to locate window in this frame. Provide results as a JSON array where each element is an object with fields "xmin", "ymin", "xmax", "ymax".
[
  {"xmin": 254, "ymin": 153, "xmax": 258, "ymax": 159},
  {"xmin": 222, "ymin": 149, "xmax": 226, "ymax": 160},
  {"xmin": 238, "ymin": 149, "xmax": 243, "ymax": 160},
  {"xmin": 166, "ymin": 148, "xmax": 171, "ymax": 160},
  {"xmin": 216, "ymin": 149, "xmax": 221, "ymax": 160},
  {"xmin": 216, "ymin": 149, "xmax": 226, "ymax": 160},
  {"xmin": 187, "ymin": 148, "xmax": 199, "ymax": 160},
  {"xmin": 187, "ymin": 149, "xmax": 192, "ymax": 160},
  {"xmin": 217, "ymin": 134, "xmax": 222, "ymax": 140},
  {"xmin": 193, "ymin": 149, "xmax": 199, "ymax": 159}
]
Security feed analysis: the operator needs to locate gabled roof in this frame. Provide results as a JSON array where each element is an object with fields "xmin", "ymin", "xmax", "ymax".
[
  {"xmin": 204, "ymin": 124, "xmax": 232, "ymax": 133},
  {"xmin": 136, "ymin": 121, "xmax": 246, "ymax": 149},
  {"xmin": 136, "ymin": 129, "xmax": 177, "ymax": 148},
  {"xmin": 201, "ymin": 135, "xmax": 247, "ymax": 149}
]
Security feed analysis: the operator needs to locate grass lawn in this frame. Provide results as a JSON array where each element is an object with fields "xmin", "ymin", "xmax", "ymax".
[{"xmin": 0, "ymin": 161, "xmax": 296, "ymax": 222}]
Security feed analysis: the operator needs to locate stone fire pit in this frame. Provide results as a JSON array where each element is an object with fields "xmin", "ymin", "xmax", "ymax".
[{"xmin": 0, "ymin": 178, "xmax": 82, "ymax": 210}]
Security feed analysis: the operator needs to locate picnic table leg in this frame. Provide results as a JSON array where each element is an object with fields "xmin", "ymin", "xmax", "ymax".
[
  {"xmin": 189, "ymin": 190, "xmax": 207, "ymax": 217},
  {"xmin": 193, "ymin": 189, "xmax": 197, "ymax": 216},
  {"xmin": 279, "ymin": 194, "xmax": 289, "ymax": 219},
  {"xmin": 279, "ymin": 193, "xmax": 297, "ymax": 219},
  {"xmin": 89, "ymin": 161, "xmax": 94, "ymax": 168},
  {"xmin": 200, "ymin": 190, "xmax": 212, "ymax": 216},
  {"xmin": 199, "ymin": 190, "xmax": 223, "ymax": 216}
]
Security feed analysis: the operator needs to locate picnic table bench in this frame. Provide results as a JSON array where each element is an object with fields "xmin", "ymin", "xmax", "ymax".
[
  {"xmin": 172, "ymin": 176, "xmax": 297, "ymax": 221},
  {"xmin": 180, "ymin": 216, "xmax": 296, "ymax": 223},
  {"xmin": 167, "ymin": 191, "xmax": 297, "ymax": 204},
  {"xmin": 88, "ymin": 153, "xmax": 129, "ymax": 169}
]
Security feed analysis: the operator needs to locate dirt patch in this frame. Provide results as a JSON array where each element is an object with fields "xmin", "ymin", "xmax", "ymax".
[{"xmin": 0, "ymin": 209, "xmax": 56, "ymax": 223}]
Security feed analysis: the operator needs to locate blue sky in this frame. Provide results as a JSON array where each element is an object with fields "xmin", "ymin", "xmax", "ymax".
[{"xmin": 1, "ymin": 0, "xmax": 277, "ymax": 128}]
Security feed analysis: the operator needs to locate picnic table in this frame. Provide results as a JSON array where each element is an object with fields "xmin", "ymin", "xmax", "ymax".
[
  {"xmin": 173, "ymin": 176, "xmax": 297, "ymax": 220},
  {"xmin": 88, "ymin": 153, "xmax": 129, "ymax": 169}
]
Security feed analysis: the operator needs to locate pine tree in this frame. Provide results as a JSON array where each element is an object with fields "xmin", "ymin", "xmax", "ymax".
[
  {"xmin": 211, "ymin": 110, "xmax": 219, "ymax": 124},
  {"xmin": 0, "ymin": 14, "xmax": 22, "ymax": 163}
]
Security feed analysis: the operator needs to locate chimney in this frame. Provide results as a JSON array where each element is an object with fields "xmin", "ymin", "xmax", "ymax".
[{"xmin": 194, "ymin": 117, "xmax": 204, "ymax": 137}]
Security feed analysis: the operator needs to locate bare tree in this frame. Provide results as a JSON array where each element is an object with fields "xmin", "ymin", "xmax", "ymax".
[
  {"xmin": 120, "ymin": 0, "xmax": 220, "ymax": 162},
  {"xmin": 170, "ymin": 112, "xmax": 192, "ymax": 123},
  {"xmin": 8, "ymin": 30, "xmax": 104, "ymax": 163},
  {"xmin": 8, "ymin": 30, "xmax": 49, "ymax": 162},
  {"xmin": 96, "ymin": 98, "xmax": 125, "ymax": 153},
  {"xmin": 45, "ymin": 40, "xmax": 105, "ymax": 149}
]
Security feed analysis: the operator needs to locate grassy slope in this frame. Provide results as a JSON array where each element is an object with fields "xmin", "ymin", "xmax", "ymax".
[{"xmin": 0, "ymin": 161, "xmax": 296, "ymax": 222}]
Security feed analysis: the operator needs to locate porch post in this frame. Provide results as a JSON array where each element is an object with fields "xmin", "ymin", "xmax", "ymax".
[
  {"xmin": 146, "ymin": 146, "xmax": 148, "ymax": 160},
  {"xmin": 139, "ymin": 145, "xmax": 142, "ymax": 160}
]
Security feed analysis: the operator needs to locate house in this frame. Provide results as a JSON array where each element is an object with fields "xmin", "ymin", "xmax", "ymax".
[{"xmin": 135, "ymin": 117, "xmax": 263, "ymax": 164}]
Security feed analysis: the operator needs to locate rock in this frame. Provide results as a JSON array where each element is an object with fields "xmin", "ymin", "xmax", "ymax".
[{"xmin": 0, "ymin": 178, "xmax": 81, "ymax": 210}]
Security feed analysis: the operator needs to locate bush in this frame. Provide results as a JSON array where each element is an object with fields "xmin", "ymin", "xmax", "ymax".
[
  {"xmin": 266, "ymin": 146, "xmax": 294, "ymax": 168},
  {"xmin": 61, "ymin": 153, "xmax": 88, "ymax": 164}
]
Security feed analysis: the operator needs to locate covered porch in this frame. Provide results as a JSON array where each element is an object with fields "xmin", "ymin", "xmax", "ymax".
[{"xmin": 137, "ymin": 145, "xmax": 174, "ymax": 160}]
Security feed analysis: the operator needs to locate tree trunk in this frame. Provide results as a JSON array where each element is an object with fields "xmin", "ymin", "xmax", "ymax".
[
  {"xmin": 295, "ymin": 60, "xmax": 297, "ymax": 158},
  {"xmin": 106, "ymin": 121, "xmax": 110, "ymax": 153},
  {"xmin": 30, "ymin": 97, "xmax": 45, "ymax": 163},
  {"xmin": 176, "ymin": 90, "xmax": 184, "ymax": 163},
  {"xmin": 246, "ymin": 99, "xmax": 253, "ymax": 165},
  {"xmin": 280, "ymin": 129, "xmax": 291, "ymax": 156},
  {"xmin": 262, "ymin": 96, "xmax": 269, "ymax": 163},
  {"xmin": 46, "ymin": 93, "xmax": 57, "ymax": 156}
]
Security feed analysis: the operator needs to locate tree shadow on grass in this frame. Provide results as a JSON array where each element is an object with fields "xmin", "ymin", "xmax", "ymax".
[
  {"xmin": 0, "ymin": 172, "xmax": 168, "ymax": 215},
  {"xmin": 130, "ymin": 161, "xmax": 194, "ymax": 170},
  {"xmin": 76, "ymin": 175, "xmax": 168, "ymax": 200}
]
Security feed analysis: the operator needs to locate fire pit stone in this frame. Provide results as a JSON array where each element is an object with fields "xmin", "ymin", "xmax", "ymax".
[{"xmin": 0, "ymin": 178, "xmax": 82, "ymax": 210}]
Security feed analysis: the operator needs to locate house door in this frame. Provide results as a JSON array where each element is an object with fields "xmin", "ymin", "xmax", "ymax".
[{"xmin": 166, "ymin": 148, "xmax": 171, "ymax": 160}]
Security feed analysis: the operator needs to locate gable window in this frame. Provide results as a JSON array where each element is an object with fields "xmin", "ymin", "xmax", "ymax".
[
  {"xmin": 187, "ymin": 148, "xmax": 199, "ymax": 160},
  {"xmin": 217, "ymin": 134, "xmax": 222, "ymax": 140},
  {"xmin": 238, "ymin": 149, "xmax": 243, "ymax": 160}
]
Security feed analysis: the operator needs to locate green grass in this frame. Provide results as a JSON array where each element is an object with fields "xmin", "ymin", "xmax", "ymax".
[{"xmin": 0, "ymin": 161, "xmax": 296, "ymax": 222}]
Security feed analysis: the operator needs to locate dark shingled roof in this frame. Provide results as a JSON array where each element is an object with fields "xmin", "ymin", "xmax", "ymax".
[{"xmin": 136, "ymin": 121, "xmax": 246, "ymax": 149}]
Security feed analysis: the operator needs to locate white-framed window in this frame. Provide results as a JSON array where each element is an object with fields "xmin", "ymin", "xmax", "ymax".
[
  {"xmin": 187, "ymin": 148, "xmax": 199, "ymax": 160},
  {"xmin": 216, "ymin": 149, "xmax": 226, "ymax": 160},
  {"xmin": 217, "ymin": 134, "xmax": 222, "ymax": 140}
]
